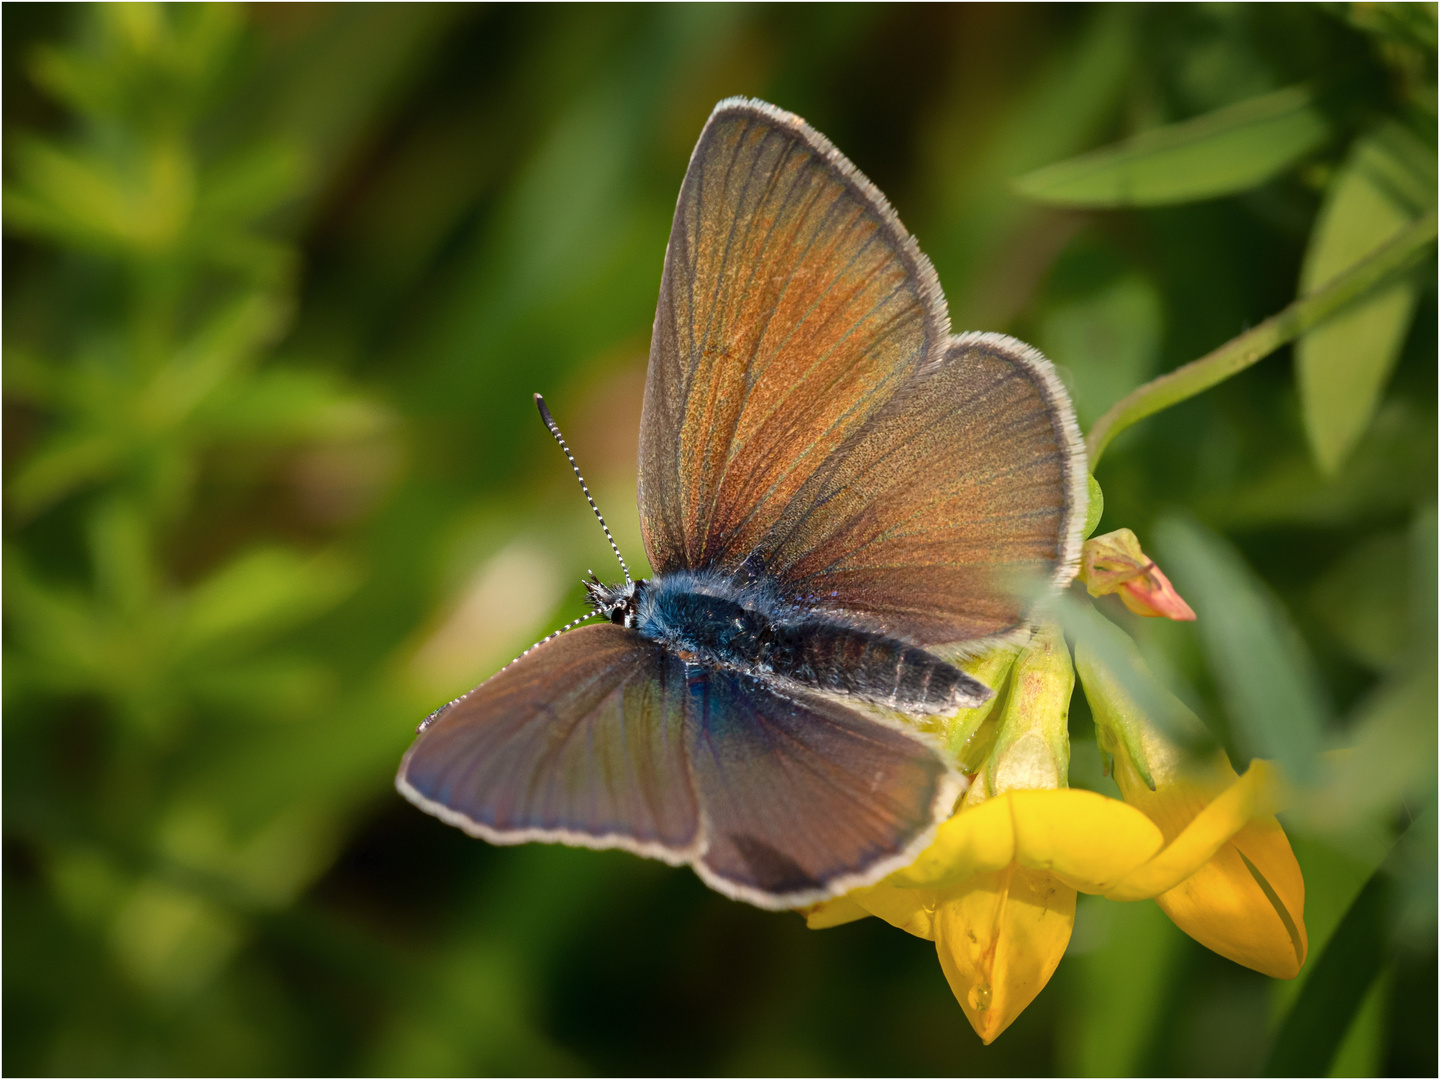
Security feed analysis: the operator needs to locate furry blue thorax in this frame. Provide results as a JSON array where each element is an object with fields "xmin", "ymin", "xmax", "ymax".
[{"xmin": 585, "ymin": 568, "xmax": 987, "ymax": 717}]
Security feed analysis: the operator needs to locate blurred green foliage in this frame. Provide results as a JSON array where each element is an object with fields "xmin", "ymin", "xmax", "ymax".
[{"xmin": 4, "ymin": 3, "xmax": 1435, "ymax": 1075}]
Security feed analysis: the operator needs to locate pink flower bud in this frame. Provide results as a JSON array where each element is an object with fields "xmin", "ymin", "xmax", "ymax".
[{"xmin": 1081, "ymin": 528, "xmax": 1196, "ymax": 621}]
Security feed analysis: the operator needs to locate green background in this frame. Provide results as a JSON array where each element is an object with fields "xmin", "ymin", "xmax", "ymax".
[{"xmin": 4, "ymin": 3, "xmax": 1435, "ymax": 1075}]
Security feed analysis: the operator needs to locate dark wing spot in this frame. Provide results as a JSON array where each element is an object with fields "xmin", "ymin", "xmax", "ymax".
[{"xmin": 727, "ymin": 833, "xmax": 824, "ymax": 894}]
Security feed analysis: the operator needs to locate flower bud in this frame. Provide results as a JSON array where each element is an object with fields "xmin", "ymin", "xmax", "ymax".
[
  {"xmin": 979, "ymin": 623, "xmax": 1073, "ymax": 797},
  {"xmin": 1081, "ymin": 528, "xmax": 1196, "ymax": 621}
]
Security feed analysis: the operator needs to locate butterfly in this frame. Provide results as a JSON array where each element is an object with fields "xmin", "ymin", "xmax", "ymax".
[{"xmin": 396, "ymin": 98, "xmax": 1087, "ymax": 910}]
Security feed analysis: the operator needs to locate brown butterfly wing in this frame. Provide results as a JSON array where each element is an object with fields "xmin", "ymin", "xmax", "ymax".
[
  {"xmin": 639, "ymin": 97, "xmax": 949, "ymax": 576},
  {"xmin": 744, "ymin": 333, "xmax": 1088, "ymax": 648},
  {"xmin": 639, "ymin": 97, "xmax": 1085, "ymax": 649},
  {"xmin": 396, "ymin": 624, "xmax": 701, "ymax": 859},
  {"xmin": 686, "ymin": 668, "xmax": 962, "ymax": 909},
  {"xmin": 396, "ymin": 623, "xmax": 961, "ymax": 908}
]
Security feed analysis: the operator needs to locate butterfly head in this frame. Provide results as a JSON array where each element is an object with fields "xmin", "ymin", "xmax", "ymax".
[{"xmin": 585, "ymin": 573, "xmax": 647, "ymax": 629}]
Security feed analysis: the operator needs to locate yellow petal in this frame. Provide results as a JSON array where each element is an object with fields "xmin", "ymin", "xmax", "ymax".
[
  {"xmin": 933, "ymin": 865, "xmax": 1077, "ymax": 1044},
  {"xmin": 1103, "ymin": 754, "xmax": 1307, "ymax": 978},
  {"xmin": 890, "ymin": 795, "xmax": 1016, "ymax": 888},
  {"xmin": 1153, "ymin": 816, "xmax": 1308, "ymax": 979},
  {"xmin": 892, "ymin": 789, "xmax": 1162, "ymax": 892},
  {"xmin": 1006, "ymin": 789, "xmax": 1164, "ymax": 892},
  {"xmin": 850, "ymin": 882, "xmax": 938, "ymax": 940},
  {"xmin": 1105, "ymin": 758, "xmax": 1278, "ymax": 900},
  {"xmin": 803, "ymin": 895, "xmax": 871, "ymax": 930},
  {"xmin": 1232, "ymin": 814, "xmax": 1306, "ymax": 952}
]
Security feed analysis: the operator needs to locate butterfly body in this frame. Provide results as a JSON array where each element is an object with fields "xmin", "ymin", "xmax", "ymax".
[
  {"xmin": 397, "ymin": 98, "xmax": 1088, "ymax": 909},
  {"xmin": 589, "ymin": 569, "xmax": 990, "ymax": 716}
]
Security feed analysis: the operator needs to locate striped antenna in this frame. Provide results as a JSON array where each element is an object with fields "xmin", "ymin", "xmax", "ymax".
[
  {"xmin": 534, "ymin": 393, "xmax": 632, "ymax": 584},
  {"xmin": 499, "ymin": 609, "xmax": 599, "ymax": 674}
]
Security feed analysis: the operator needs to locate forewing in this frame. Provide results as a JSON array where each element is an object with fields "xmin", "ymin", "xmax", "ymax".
[
  {"xmin": 748, "ymin": 333, "xmax": 1088, "ymax": 648},
  {"xmin": 686, "ymin": 669, "xmax": 962, "ymax": 908},
  {"xmin": 397, "ymin": 624, "xmax": 700, "ymax": 860},
  {"xmin": 639, "ymin": 97, "xmax": 948, "ymax": 575}
]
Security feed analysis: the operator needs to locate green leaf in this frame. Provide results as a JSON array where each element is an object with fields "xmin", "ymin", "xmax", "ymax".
[
  {"xmin": 1297, "ymin": 122, "xmax": 1435, "ymax": 474},
  {"xmin": 1331, "ymin": 666, "xmax": 1437, "ymax": 824},
  {"xmin": 187, "ymin": 657, "xmax": 337, "ymax": 723},
  {"xmin": 150, "ymin": 292, "xmax": 291, "ymax": 429},
  {"xmin": 1263, "ymin": 811, "xmax": 1435, "ymax": 1078},
  {"xmin": 1290, "ymin": 514, "xmax": 1435, "ymax": 838},
  {"xmin": 1064, "ymin": 596, "xmax": 1214, "ymax": 782},
  {"xmin": 6, "ymin": 429, "xmax": 124, "ymax": 516},
  {"xmin": 1263, "ymin": 864, "xmax": 1388, "ymax": 1076},
  {"xmin": 180, "ymin": 548, "xmax": 359, "ymax": 653},
  {"xmin": 1154, "ymin": 517, "xmax": 1327, "ymax": 783},
  {"xmin": 1013, "ymin": 85, "xmax": 1329, "ymax": 207},
  {"xmin": 5, "ymin": 136, "xmax": 196, "ymax": 255},
  {"xmin": 198, "ymin": 368, "xmax": 391, "ymax": 442},
  {"xmin": 87, "ymin": 498, "xmax": 156, "ymax": 617},
  {"xmin": 3, "ymin": 552, "xmax": 113, "ymax": 698}
]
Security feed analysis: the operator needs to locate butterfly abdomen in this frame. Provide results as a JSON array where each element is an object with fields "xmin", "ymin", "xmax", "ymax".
[
  {"xmin": 636, "ymin": 573, "xmax": 990, "ymax": 716},
  {"xmin": 763, "ymin": 621, "xmax": 990, "ymax": 715}
]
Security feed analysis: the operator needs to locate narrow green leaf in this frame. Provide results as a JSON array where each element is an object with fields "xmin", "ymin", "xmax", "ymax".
[
  {"xmin": 2, "ymin": 551, "xmax": 114, "ymax": 697},
  {"xmin": 1330, "ymin": 667, "xmax": 1437, "ymax": 824},
  {"xmin": 188, "ymin": 657, "xmax": 336, "ymax": 722},
  {"xmin": 197, "ymin": 368, "xmax": 390, "ymax": 441},
  {"xmin": 1298, "ymin": 122, "xmax": 1435, "ymax": 474},
  {"xmin": 1289, "ymin": 515, "xmax": 1434, "ymax": 837},
  {"xmin": 1014, "ymin": 85, "xmax": 1328, "ymax": 207},
  {"xmin": 6, "ymin": 136, "xmax": 196, "ymax": 255},
  {"xmin": 181, "ymin": 548, "xmax": 359, "ymax": 652},
  {"xmin": 1263, "ymin": 811, "xmax": 1433, "ymax": 1078},
  {"xmin": 1154, "ymin": 517, "xmax": 1327, "ymax": 783},
  {"xmin": 1263, "ymin": 868, "xmax": 1387, "ymax": 1076},
  {"xmin": 87, "ymin": 499, "xmax": 155, "ymax": 617},
  {"xmin": 6, "ymin": 429, "xmax": 123, "ymax": 515},
  {"xmin": 1062, "ymin": 596, "xmax": 1214, "ymax": 780}
]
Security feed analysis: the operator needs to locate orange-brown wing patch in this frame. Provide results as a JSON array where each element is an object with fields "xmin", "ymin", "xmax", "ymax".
[
  {"xmin": 639, "ymin": 99, "xmax": 947, "ymax": 575},
  {"xmin": 750, "ymin": 333, "xmax": 1087, "ymax": 648}
]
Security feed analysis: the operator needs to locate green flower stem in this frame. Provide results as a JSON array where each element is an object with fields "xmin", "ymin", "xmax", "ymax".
[{"xmin": 1086, "ymin": 208, "xmax": 1438, "ymax": 466}]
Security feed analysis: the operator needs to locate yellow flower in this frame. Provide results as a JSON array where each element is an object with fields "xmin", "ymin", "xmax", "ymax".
[
  {"xmin": 805, "ymin": 608, "xmax": 1309, "ymax": 1043},
  {"xmin": 1074, "ymin": 623, "xmax": 1308, "ymax": 977},
  {"xmin": 812, "ymin": 784, "xmax": 1165, "ymax": 1042},
  {"xmin": 814, "ymin": 625, "xmax": 1098, "ymax": 1042}
]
